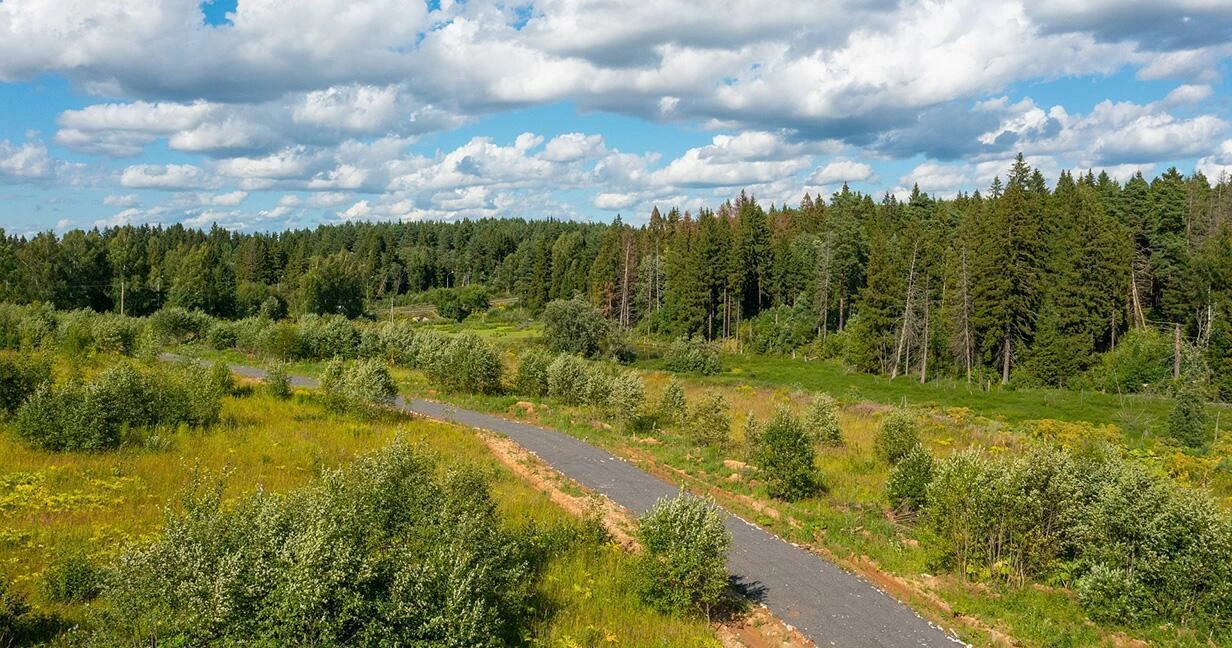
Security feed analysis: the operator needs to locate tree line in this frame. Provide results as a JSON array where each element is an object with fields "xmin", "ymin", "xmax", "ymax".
[{"xmin": 2, "ymin": 154, "xmax": 1230, "ymax": 395}]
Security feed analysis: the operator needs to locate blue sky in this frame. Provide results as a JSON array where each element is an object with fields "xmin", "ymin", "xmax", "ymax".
[{"xmin": 1, "ymin": 0, "xmax": 1231, "ymax": 234}]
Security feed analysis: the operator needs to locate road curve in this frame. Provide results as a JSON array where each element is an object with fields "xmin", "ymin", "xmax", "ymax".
[{"xmin": 168, "ymin": 354, "xmax": 963, "ymax": 647}]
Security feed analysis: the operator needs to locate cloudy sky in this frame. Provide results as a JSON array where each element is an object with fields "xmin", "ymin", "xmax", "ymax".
[{"xmin": 1, "ymin": 0, "xmax": 1230, "ymax": 234}]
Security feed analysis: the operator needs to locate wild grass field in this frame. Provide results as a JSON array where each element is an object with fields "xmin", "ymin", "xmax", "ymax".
[{"xmin": 0, "ymin": 355, "xmax": 717, "ymax": 646}]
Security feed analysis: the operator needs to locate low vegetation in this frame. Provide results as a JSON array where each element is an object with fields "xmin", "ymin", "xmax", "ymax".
[{"xmin": 634, "ymin": 492, "xmax": 732, "ymax": 619}]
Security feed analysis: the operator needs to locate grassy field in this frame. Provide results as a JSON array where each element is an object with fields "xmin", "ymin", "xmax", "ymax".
[{"xmin": 0, "ymin": 357, "xmax": 717, "ymax": 646}]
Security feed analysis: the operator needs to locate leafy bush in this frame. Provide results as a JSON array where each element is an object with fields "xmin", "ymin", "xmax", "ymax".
[
  {"xmin": 582, "ymin": 364, "xmax": 614, "ymax": 407},
  {"xmin": 1076, "ymin": 564, "xmax": 1153, "ymax": 625},
  {"xmin": 149, "ymin": 307, "xmax": 213, "ymax": 345},
  {"xmin": 91, "ymin": 314, "xmax": 140, "ymax": 356},
  {"xmin": 41, "ymin": 548, "xmax": 102, "ymax": 603},
  {"xmin": 425, "ymin": 331, "xmax": 503, "ymax": 394},
  {"xmin": 94, "ymin": 443, "xmax": 542, "ymax": 646},
  {"xmin": 299, "ymin": 314, "xmax": 360, "ymax": 359},
  {"xmin": 608, "ymin": 370, "xmax": 645, "ymax": 428},
  {"xmin": 685, "ymin": 393, "xmax": 730, "ymax": 448},
  {"xmin": 514, "ymin": 348, "xmax": 552, "ymax": 397},
  {"xmin": 635, "ymin": 492, "xmax": 731, "ymax": 619},
  {"xmin": 658, "ymin": 380, "xmax": 687, "ymax": 426},
  {"xmin": 874, "ymin": 409, "xmax": 921, "ymax": 464},
  {"xmin": 746, "ymin": 304, "xmax": 816, "ymax": 355},
  {"xmin": 1167, "ymin": 372, "xmax": 1210, "ymax": 448},
  {"xmin": 547, "ymin": 353, "xmax": 589, "ymax": 405},
  {"xmin": 887, "ymin": 448, "xmax": 934, "ymax": 512},
  {"xmin": 14, "ymin": 362, "xmax": 224, "ymax": 452},
  {"xmin": 803, "ymin": 392, "xmax": 842, "ymax": 445},
  {"xmin": 264, "ymin": 362, "xmax": 292, "ymax": 400},
  {"xmin": 663, "ymin": 337, "xmax": 721, "ymax": 375},
  {"xmin": 749, "ymin": 409, "xmax": 821, "ymax": 501},
  {"xmin": 426, "ymin": 285, "xmax": 490, "ymax": 321},
  {"xmin": 542, "ymin": 297, "xmax": 610, "ymax": 358},
  {"xmin": 1079, "ymin": 328, "xmax": 1173, "ymax": 394},
  {"xmin": 259, "ymin": 321, "xmax": 304, "ymax": 360},
  {"xmin": 206, "ymin": 321, "xmax": 237, "ymax": 350},
  {"xmin": 320, "ymin": 359, "xmax": 397, "ymax": 412},
  {"xmin": 0, "ymin": 352, "xmax": 50, "ymax": 416}
]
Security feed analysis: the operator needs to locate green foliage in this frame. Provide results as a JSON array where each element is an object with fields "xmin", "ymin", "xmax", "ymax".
[
  {"xmin": 0, "ymin": 352, "xmax": 50, "ymax": 416},
  {"xmin": 14, "ymin": 361, "xmax": 225, "ymax": 452},
  {"xmin": 299, "ymin": 313, "xmax": 360, "ymax": 359},
  {"xmin": 663, "ymin": 337, "xmax": 722, "ymax": 375},
  {"xmin": 658, "ymin": 380, "xmax": 687, "ymax": 426},
  {"xmin": 149, "ymin": 307, "xmax": 213, "ymax": 345},
  {"xmin": 542, "ymin": 297, "xmax": 610, "ymax": 358},
  {"xmin": 803, "ymin": 392, "xmax": 842, "ymax": 445},
  {"xmin": 608, "ymin": 370, "xmax": 645, "ymax": 428},
  {"xmin": 749, "ymin": 408, "xmax": 821, "ymax": 501},
  {"xmin": 426, "ymin": 285, "xmax": 491, "ymax": 321},
  {"xmin": 425, "ymin": 331, "xmax": 504, "ymax": 394},
  {"xmin": 746, "ymin": 303, "xmax": 816, "ymax": 355},
  {"xmin": 887, "ymin": 448, "xmax": 934, "ymax": 511},
  {"xmin": 685, "ymin": 392, "xmax": 730, "ymax": 448},
  {"xmin": 1167, "ymin": 372, "xmax": 1210, "ymax": 448},
  {"xmin": 634, "ymin": 492, "xmax": 732, "ymax": 618},
  {"xmin": 514, "ymin": 348, "xmax": 552, "ymax": 397},
  {"xmin": 295, "ymin": 251, "xmax": 365, "ymax": 318},
  {"xmin": 264, "ymin": 362, "xmax": 292, "ymax": 400},
  {"xmin": 94, "ymin": 443, "xmax": 542, "ymax": 646},
  {"xmin": 1078, "ymin": 328, "xmax": 1173, "ymax": 394},
  {"xmin": 1075, "ymin": 564, "xmax": 1152, "ymax": 626},
  {"xmin": 874, "ymin": 409, "xmax": 922, "ymax": 464},
  {"xmin": 546, "ymin": 353, "xmax": 589, "ymax": 405},
  {"xmin": 320, "ymin": 359, "xmax": 398, "ymax": 412},
  {"xmin": 41, "ymin": 548, "xmax": 102, "ymax": 603}
]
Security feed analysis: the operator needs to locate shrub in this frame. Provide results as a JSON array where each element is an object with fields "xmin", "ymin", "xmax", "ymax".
[
  {"xmin": 1167, "ymin": 373, "xmax": 1210, "ymax": 448},
  {"xmin": 685, "ymin": 393, "xmax": 730, "ymax": 448},
  {"xmin": 94, "ymin": 443, "xmax": 539, "ymax": 646},
  {"xmin": 658, "ymin": 380, "xmax": 687, "ymax": 426},
  {"xmin": 265, "ymin": 363, "xmax": 292, "ymax": 400},
  {"xmin": 664, "ymin": 337, "xmax": 722, "ymax": 375},
  {"xmin": 1076, "ymin": 564, "xmax": 1153, "ymax": 625},
  {"xmin": 206, "ymin": 321, "xmax": 237, "ymax": 350},
  {"xmin": 1079, "ymin": 327, "xmax": 1173, "ymax": 394},
  {"xmin": 41, "ymin": 548, "xmax": 102, "ymax": 603},
  {"xmin": 803, "ymin": 392, "xmax": 842, "ymax": 445},
  {"xmin": 750, "ymin": 409, "xmax": 821, "ymax": 501},
  {"xmin": 260, "ymin": 321, "xmax": 304, "ymax": 360},
  {"xmin": 887, "ymin": 448, "xmax": 934, "ymax": 512},
  {"xmin": 608, "ymin": 371, "xmax": 645, "ymax": 428},
  {"xmin": 298, "ymin": 314, "xmax": 360, "ymax": 359},
  {"xmin": 16, "ymin": 382, "xmax": 118, "ymax": 451},
  {"xmin": 874, "ymin": 409, "xmax": 921, "ymax": 464},
  {"xmin": 149, "ymin": 307, "xmax": 213, "ymax": 344},
  {"xmin": 547, "ymin": 354, "xmax": 589, "ymax": 405},
  {"xmin": 425, "ymin": 332, "xmax": 503, "ymax": 394},
  {"xmin": 320, "ymin": 359, "xmax": 398, "ymax": 412},
  {"xmin": 427, "ymin": 285, "xmax": 490, "ymax": 321},
  {"xmin": 582, "ymin": 364, "xmax": 614, "ymax": 407},
  {"xmin": 542, "ymin": 297, "xmax": 610, "ymax": 358},
  {"xmin": 514, "ymin": 348, "xmax": 552, "ymax": 397},
  {"xmin": 635, "ymin": 491, "xmax": 731, "ymax": 619},
  {"xmin": 0, "ymin": 578, "xmax": 35, "ymax": 644},
  {"xmin": 55, "ymin": 310, "xmax": 95, "ymax": 356},
  {"xmin": 92, "ymin": 314, "xmax": 139, "ymax": 355},
  {"xmin": 0, "ymin": 352, "xmax": 51, "ymax": 416}
]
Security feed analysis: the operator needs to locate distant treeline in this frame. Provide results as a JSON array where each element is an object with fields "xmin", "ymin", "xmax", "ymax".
[{"xmin": 2, "ymin": 154, "xmax": 1230, "ymax": 395}]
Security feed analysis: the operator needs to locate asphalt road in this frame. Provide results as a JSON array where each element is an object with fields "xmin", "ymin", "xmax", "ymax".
[{"xmin": 171, "ymin": 354, "xmax": 963, "ymax": 647}]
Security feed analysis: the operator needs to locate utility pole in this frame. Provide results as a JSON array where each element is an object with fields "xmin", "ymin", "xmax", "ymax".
[{"xmin": 119, "ymin": 277, "xmax": 126, "ymax": 316}]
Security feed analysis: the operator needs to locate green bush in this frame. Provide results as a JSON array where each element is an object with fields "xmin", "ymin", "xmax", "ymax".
[
  {"xmin": 425, "ymin": 332, "xmax": 503, "ymax": 394},
  {"xmin": 547, "ymin": 353, "xmax": 589, "ymax": 405},
  {"xmin": 1167, "ymin": 372, "xmax": 1210, "ymax": 448},
  {"xmin": 663, "ymin": 337, "xmax": 721, "ymax": 375},
  {"xmin": 149, "ymin": 307, "xmax": 213, "ymax": 345},
  {"xmin": 13, "ymin": 362, "xmax": 224, "ymax": 452},
  {"xmin": 887, "ymin": 448, "xmax": 934, "ymax": 511},
  {"xmin": 542, "ymin": 297, "xmax": 610, "ymax": 358},
  {"xmin": 265, "ymin": 363, "xmax": 292, "ymax": 400},
  {"xmin": 685, "ymin": 393, "xmax": 730, "ymax": 448},
  {"xmin": 749, "ymin": 409, "xmax": 821, "ymax": 501},
  {"xmin": 206, "ymin": 321, "xmax": 237, "ymax": 350},
  {"xmin": 634, "ymin": 491, "xmax": 731, "ymax": 619},
  {"xmin": 874, "ymin": 409, "xmax": 921, "ymax": 464},
  {"xmin": 299, "ymin": 314, "xmax": 360, "ymax": 359},
  {"xmin": 0, "ymin": 352, "xmax": 50, "ymax": 416},
  {"xmin": 608, "ymin": 370, "xmax": 645, "ymax": 428},
  {"xmin": 260, "ymin": 321, "xmax": 304, "ymax": 360},
  {"xmin": 514, "ymin": 348, "xmax": 552, "ymax": 397},
  {"xmin": 1079, "ymin": 328, "xmax": 1173, "ymax": 394},
  {"xmin": 657, "ymin": 380, "xmax": 687, "ymax": 426},
  {"xmin": 582, "ymin": 364, "xmax": 614, "ymax": 407},
  {"xmin": 426, "ymin": 285, "xmax": 490, "ymax": 321},
  {"xmin": 320, "ymin": 359, "xmax": 398, "ymax": 412},
  {"xmin": 41, "ymin": 548, "xmax": 102, "ymax": 603},
  {"xmin": 92, "ymin": 314, "xmax": 139, "ymax": 355},
  {"xmin": 803, "ymin": 392, "xmax": 842, "ymax": 445},
  {"xmin": 1076, "ymin": 564, "xmax": 1153, "ymax": 625},
  {"xmin": 94, "ymin": 443, "xmax": 541, "ymax": 646}
]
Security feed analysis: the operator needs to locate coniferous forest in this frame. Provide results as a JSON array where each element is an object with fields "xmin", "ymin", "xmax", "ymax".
[{"xmin": 3, "ymin": 154, "xmax": 1230, "ymax": 398}]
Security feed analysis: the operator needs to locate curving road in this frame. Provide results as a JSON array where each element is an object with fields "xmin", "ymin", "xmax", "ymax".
[{"xmin": 171, "ymin": 354, "xmax": 963, "ymax": 647}]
